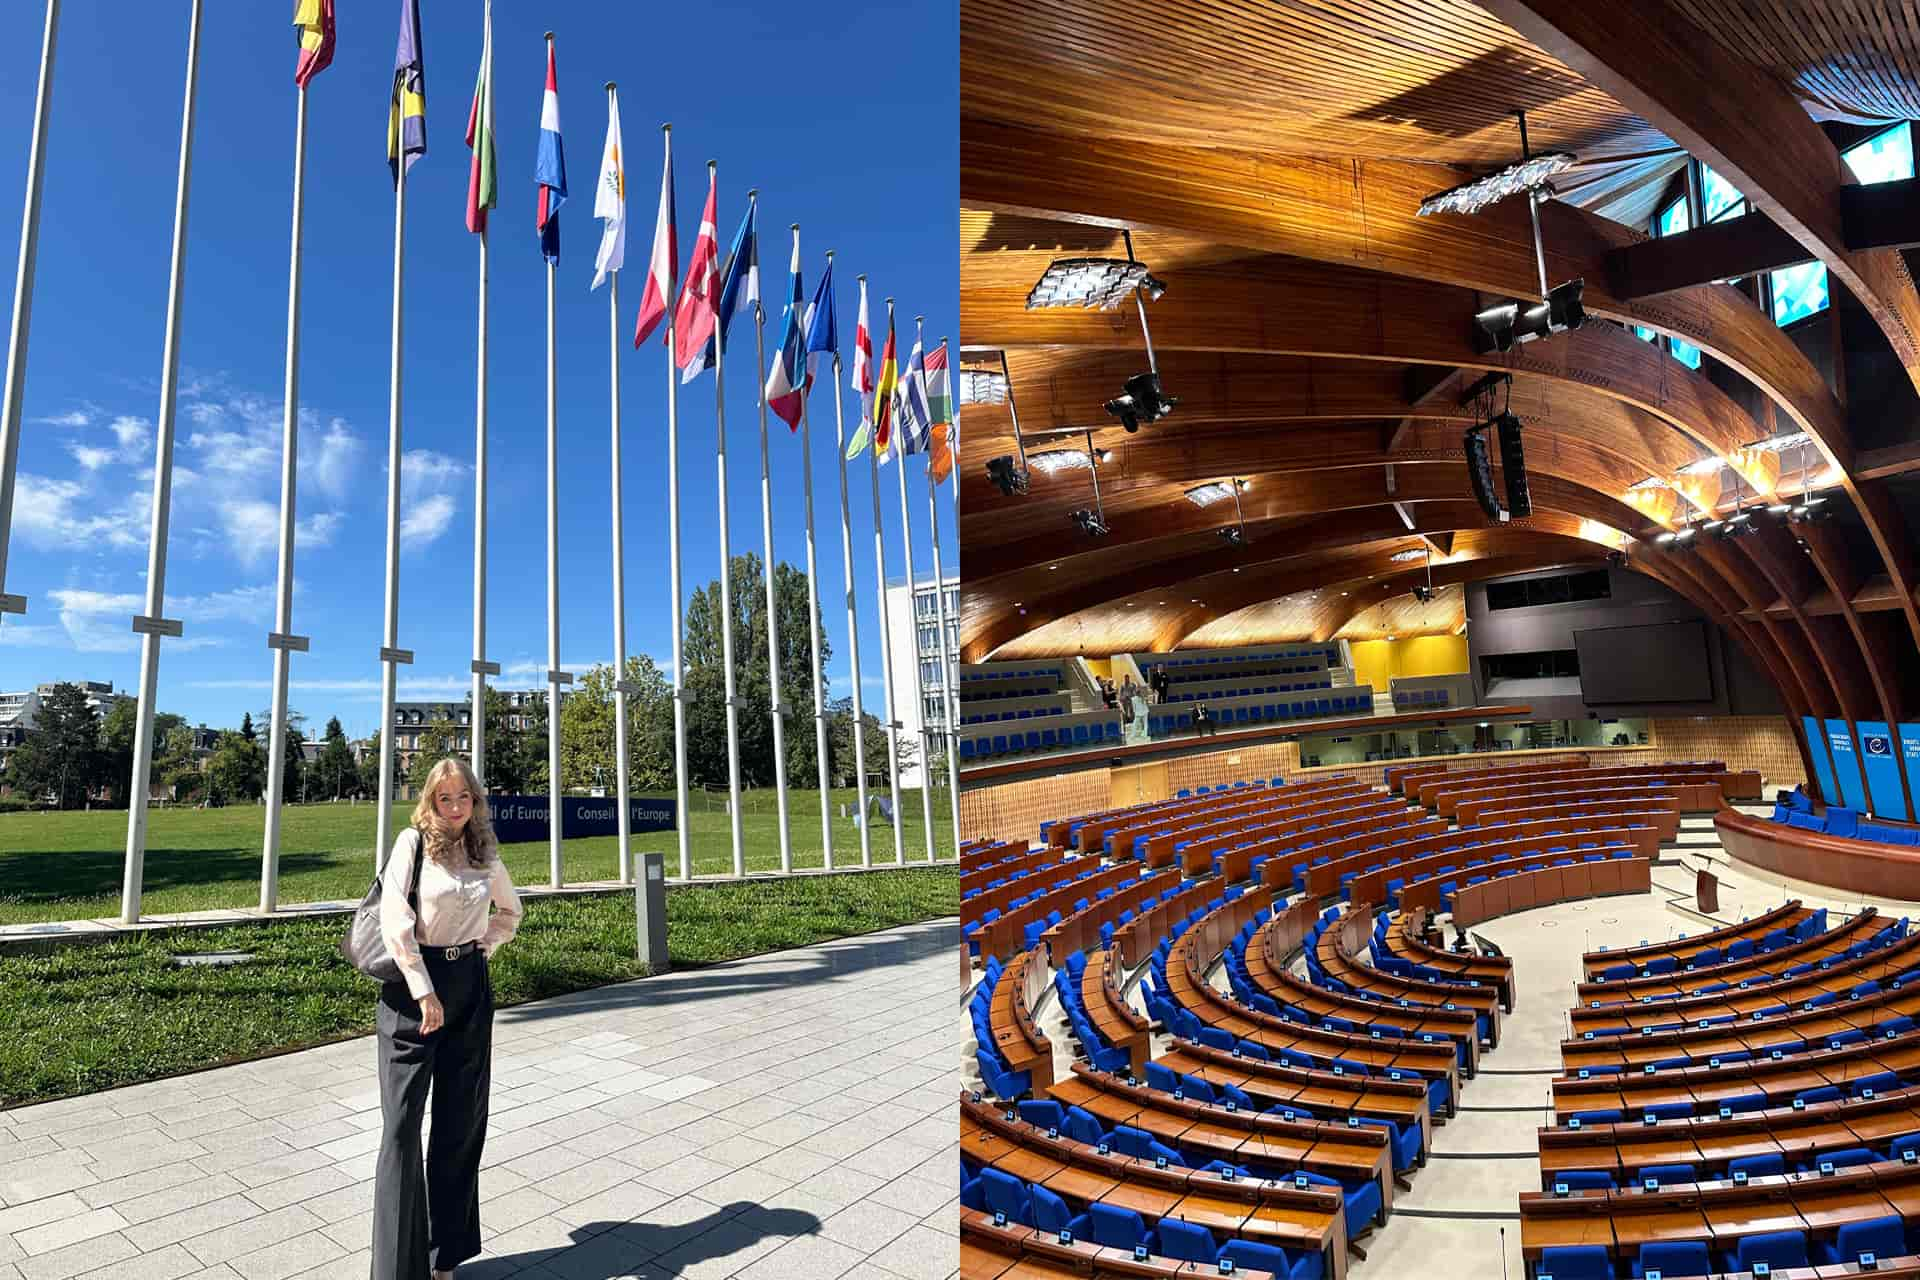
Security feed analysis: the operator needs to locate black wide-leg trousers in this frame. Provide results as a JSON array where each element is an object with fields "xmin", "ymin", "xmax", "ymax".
[{"xmin": 371, "ymin": 947, "xmax": 493, "ymax": 1280}]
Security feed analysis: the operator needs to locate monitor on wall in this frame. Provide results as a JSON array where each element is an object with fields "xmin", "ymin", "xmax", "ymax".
[{"xmin": 1573, "ymin": 618, "xmax": 1715, "ymax": 705}]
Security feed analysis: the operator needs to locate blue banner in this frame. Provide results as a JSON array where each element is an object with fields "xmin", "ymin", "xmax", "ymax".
[
  {"xmin": 1824, "ymin": 719, "xmax": 1869, "ymax": 810},
  {"xmin": 1902, "ymin": 724, "xmax": 1920, "ymax": 818},
  {"xmin": 1803, "ymin": 715, "xmax": 1839, "ymax": 805},
  {"xmin": 488, "ymin": 795, "xmax": 676, "ymax": 845},
  {"xmin": 1854, "ymin": 720, "xmax": 1911, "ymax": 820}
]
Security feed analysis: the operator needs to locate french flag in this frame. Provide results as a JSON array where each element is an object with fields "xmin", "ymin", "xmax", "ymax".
[{"xmin": 535, "ymin": 41, "xmax": 567, "ymax": 263}]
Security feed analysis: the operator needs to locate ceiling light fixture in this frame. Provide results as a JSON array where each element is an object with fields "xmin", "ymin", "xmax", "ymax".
[
  {"xmin": 1417, "ymin": 151, "xmax": 1577, "ymax": 218},
  {"xmin": 1068, "ymin": 429, "xmax": 1110, "ymax": 539},
  {"xmin": 958, "ymin": 370, "xmax": 1007, "ymax": 405},
  {"xmin": 1389, "ymin": 548, "xmax": 1427, "ymax": 563},
  {"xmin": 1676, "ymin": 455, "xmax": 1728, "ymax": 477},
  {"xmin": 1627, "ymin": 475, "xmax": 1672, "ymax": 492},
  {"xmin": 1185, "ymin": 481, "xmax": 1240, "ymax": 508},
  {"xmin": 1025, "ymin": 258, "xmax": 1166, "ymax": 311},
  {"xmin": 1028, "ymin": 447, "xmax": 1111, "ymax": 476}
]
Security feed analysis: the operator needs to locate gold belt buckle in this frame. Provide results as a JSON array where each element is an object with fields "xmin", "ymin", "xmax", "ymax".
[{"xmin": 444, "ymin": 946, "xmax": 459, "ymax": 961}]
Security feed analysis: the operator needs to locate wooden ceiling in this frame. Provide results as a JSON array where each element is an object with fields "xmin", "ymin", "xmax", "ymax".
[{"xmin": 960, "ymin": 0, "xmax": 1920, "ymax": 798}]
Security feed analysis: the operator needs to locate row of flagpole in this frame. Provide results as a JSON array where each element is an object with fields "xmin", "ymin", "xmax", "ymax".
[{"xmin": 0, "ymin": 0, "xmax": 964, "ymax": 921}]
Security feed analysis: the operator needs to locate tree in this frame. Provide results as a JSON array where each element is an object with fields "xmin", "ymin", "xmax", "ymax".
[
  {"xmin": 4, "ymin": 683, "xmax": 104, "ymax": 809},
  {"xmin": 239, "ymin": 711, "xmax": 256, "ymax": 744},
  {"xmin": 279, "ymin": 720, "xmax": 304, "ymax": 803},
  {"xmin": 480, "ymin": 687, "xmax": 541, "ymax": 794},
  {"xmin": 156, "ymin": 724, "xmax": 202, "ymax": 802},
  {"xmin": 825, "ymin": 695, "xmax": 912, "ymax": 790},
  {"xmin": 313, "ymin": 716, "xmax": 357, "ymax": 800},
  {"xmin": 407, "ymin": 719, "xmax": 462, "ymax": 792},
  {"xmin": 683, "ymin": 553, "xmax": 830, "ymax": 789},
  {"xmin": 205, "ymin": 731, "xmax": 265, "ymax": 805},
  {"xmin": 559, "ymin": 656, "xmax": 676, "ymax": 794},
  {"xmin": 360, "ymin": 728, "xmax": 403, "ymax": 798}
]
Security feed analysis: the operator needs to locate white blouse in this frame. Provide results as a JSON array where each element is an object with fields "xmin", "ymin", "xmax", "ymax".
[{"xmin": 379, "ymin": 828, "xmax": 523, "ymax": 1000}]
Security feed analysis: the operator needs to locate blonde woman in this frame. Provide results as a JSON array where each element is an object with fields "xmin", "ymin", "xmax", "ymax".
[{"xmin": 372, "ymin": 757, "xmax": 523, "ymax": 1280}]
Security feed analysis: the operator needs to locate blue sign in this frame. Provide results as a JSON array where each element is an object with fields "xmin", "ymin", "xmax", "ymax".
[
  {"xmin": 1803, "ymin": 716, "xmax": 1839, "ymax": 806},
  {"xmin": 1854, "ymin": 721, "xmax": 1911, "ymax": 820},
  {"xmin": 1902, "ymin": 724, "xmax": 1920, "ymax": 817},
  {"xmin": 488, "ymin": 795, "xmax": 676, "ymax": 844},
  {"xmin": 1825, "ymin": 720, "xmax": 1869, "ymax": 810}
]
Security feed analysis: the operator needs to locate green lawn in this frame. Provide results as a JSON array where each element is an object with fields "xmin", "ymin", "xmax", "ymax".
[
  {"xmin": 0, "ymin": 868, "xmax": 957, "ymax": 1107},
  {"xmin": 0, "ymin": 788, "xmax": 955, "ymax": 925}
]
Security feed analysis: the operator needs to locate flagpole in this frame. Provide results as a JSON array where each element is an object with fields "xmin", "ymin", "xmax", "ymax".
[
  {"xmin": 663, "ymin": 125, "xmax": 691, "ymax": 882},
  {"xmin": 802, "ymin": 242, "xmax": 833, "ymax": 869},
  {"xmin": 941, "ymin": 359, "xmax": 963, "ymax": 840},
  {"xmin": 870, "ymin": 299, "xmax": 905, "ymax": 866},
  {"xmin": 260, "ymin": 79, "xmax": 311, "ymax": 913},
  {"xmin": 897, "ymin": 316, "xmax": 934, "ymax": 862},
  {"xmin": 544, "ymin": 177, "xmax": 563, "ymax": 888},
  {"xmin": 0, "ymin": 0, "xmax": 58, "ymax": 635},
  {"xmin": 751, "ymin": 199, "xmax": 793, "ymax": 874},
  {"xmin": 925, "ymin": 345, "xmax": 961, "ymax": 850},
  {"xmin": 122, "ymin": 0, "xmax": 202, "ymax": 923},
  {"xmin": 833, "ymin": 307, "xmax": 872, "ymax": 868},
  {"xmin": 704, "ymin": 162, "xmax": 746, "ymax": 879},
  {"xmin": 374, "ymin": 139, "xmax": 409, "ymax": 875},
  {"xmin": 601, "ymin": 84, "xmax": 631, "ymax": 885}
]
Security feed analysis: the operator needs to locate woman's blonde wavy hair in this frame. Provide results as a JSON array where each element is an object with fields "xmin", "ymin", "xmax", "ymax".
[{"xmin": 409, "ymin": 757, "xmax": 498, "ymax": 870}]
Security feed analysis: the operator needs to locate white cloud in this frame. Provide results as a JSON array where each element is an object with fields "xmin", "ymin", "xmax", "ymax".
[
  {"xmin": 67, "ymin": 444, "xmax": 115, "ymax": 471},
  {"xmin": 400, "ymin": 493, "xmax": 456, "ymax": 547},
  {"xmin": 108, "ymin": 415, "xmax": 150, "ymax": 457},
  {"xmin": 0, "ymin": 620, "xmax": 62, "ymax": 647},
  {"xmin": 12, "ymin": 473, "xmax": 148, "ymax": 551},
  {"xmin": 35, "ymin": 409, "xmax": 92, "ymax": 428},
  {"xmin": 399, "ymin": 449, "xmax": 467, "ymax": 500},
  {"xmin": 43, "ymin": 584, "xmax": 270, "ymax": 653},
  {"xmin": 307, "ymin": 418, "xmax": 361, "ymax": 501}
]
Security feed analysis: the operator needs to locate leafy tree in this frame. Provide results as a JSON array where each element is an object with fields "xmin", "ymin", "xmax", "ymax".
[
  {"xmin": 205, "ymin": 731, "xmax": 266, "ymax": 804},
  {"xmin": 683, "ymin": 553, "xmax": 830, "ymax": 789},
  {"xmin": 559, "ymin": 656, "xmax": 677, "ymax": 794},
  {"xmin": 278, "ymin": 720, "xmax": 304, "ymax": 802},
  {"xmin": 238, "ymin": 711, "xmax": 256, "ymax": 744},
  {"xmin": 406, "ymin": 719, "xmax": 462, "ymax": 792},
  {"xmin": 313, "ymin": 716, "xmax": 358, "ymax": 800},
  {"xmin": 5, "ymin": 683, "xmax": 104, "ymax": 809},
  {"xmin": 156, "ymin": 725, "xmax": 202, "ymax": 802},
  {"xmin": 479, "ymin": 687, "xmax": 542, "ymax": 794},
  {"xmin": 824, "ymin": 695, "xmax": 915, "ymax": 790},
  {"xmin": 360, "ymin": 728, "xmax": 403, "ymax": 798}
]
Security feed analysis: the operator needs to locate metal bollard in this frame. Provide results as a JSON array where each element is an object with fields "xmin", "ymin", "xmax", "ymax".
[{"xmin": 634, "ymin": 851, "xmax": 669, "ymax": 975}]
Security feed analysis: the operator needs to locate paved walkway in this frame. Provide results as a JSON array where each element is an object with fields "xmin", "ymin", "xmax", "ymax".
[{"xmin": 0, "ymin": 919, "xmax": 961, "ymax": 1280}]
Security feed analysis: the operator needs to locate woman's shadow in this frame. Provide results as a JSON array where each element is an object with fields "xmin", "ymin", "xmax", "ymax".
[{"xmin": 459, "ymin": 1201, "xmax": 823, "ymax": 1279}]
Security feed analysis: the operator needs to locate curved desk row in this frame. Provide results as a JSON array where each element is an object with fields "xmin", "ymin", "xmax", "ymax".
[
  {"xmin": 961, "ymin": 1217, "xmax": 1293, "ymax": 1280},
  {"xmin": 1385, "ymin": 907, "xmax": 1517, "ymax": 1010},
  {"xmin": 1719, "ymin": 810, "xmax": 1920, "ymax": 901},
  {"xmin": 1576, "ymin": 910, "xmax": 1878, "ymax": 1006},
  {"xmin": 1471, "ymin": 797, "xmax": 1683, "ymax": 843},
  {"xmin": 1300, "ymin": 815, "xmax": 1652, "ymax": 901},
  {"xmin": 1120, "ymin": 784, "xmax": 1377, "ymax": 868},
  {"xmin": 1414, "ymin": 761, "xmax": 1732, "ymax": 809},
  {"xmin": 1449, "ymin": 857, "xmax": 1653, "ymax": 929},
  {"xmin": 1583, "ymin": 901, "xmax": 1810, "ymax": 981}
]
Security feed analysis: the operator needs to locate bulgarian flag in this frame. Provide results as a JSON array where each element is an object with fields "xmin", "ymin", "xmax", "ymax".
[
  {"xmin": 293, "ymin": 0, "xmax": 335, "ymax": 88},
  {"xmin": 463, "ymin": 0, "xmax": 496, "ymax": 234}
]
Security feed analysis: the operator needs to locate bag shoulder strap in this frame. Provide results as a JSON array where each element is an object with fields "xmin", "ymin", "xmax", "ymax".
[{"xmin": 405, "ymin": 827, "xmax": 423, "ymax": 911}]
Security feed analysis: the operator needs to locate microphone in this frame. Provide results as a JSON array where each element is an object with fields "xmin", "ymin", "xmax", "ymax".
[{"xmin": 1500, "ymin": 1226, "xmax": 1509, "ymax": 1280}]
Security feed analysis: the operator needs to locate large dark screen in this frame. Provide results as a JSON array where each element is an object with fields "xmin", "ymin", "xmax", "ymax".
[{"xmin": 1574, "ymin": 619, "xmax": 1715, "ymax": 704}]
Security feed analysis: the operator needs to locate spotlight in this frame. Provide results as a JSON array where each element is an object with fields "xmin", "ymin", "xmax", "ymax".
[
  {"xmin": 1606, "ymin": 549, "xmax": 1628, "ymax": 568},
  {"xmin": 1026, "ymin": 258, "xmax": 1166, "ymax": 311},
  {"xmin": 1473, "ymin": 280, "xmax": 1587, "ymax": 353},
  {"xmin": 985, "ymin": 455, "xmax": 1029, "ymax": 496},
  {"xmin": 1070, "ymin": 508, "xmax": 1110, "ymax": 538},
  {"xmin": 1217, "ymin": 526, "xmax": 1246, "ymax": 547},
  {"xmin": 1788, "ymin": 494, "xmax": 1832, "ymax": 523},
  {"xmin": 1104, "ymin": 371, "xmax": 1177, "ymax": 433},
  {"xmin": 1412, "ymin": 585, "xmax": 1437, "ymax": 604}
]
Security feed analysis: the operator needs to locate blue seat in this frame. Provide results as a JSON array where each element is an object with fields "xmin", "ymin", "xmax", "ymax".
[
  {"xmin": 975, "ymin": 1050, "xmax": 1031, "ymax": 1100},
  {"xmin": 1636, "ymin": 1163, "xmax": 1695, "ymax": 1187},
  {"xmin": 1085, "ymin": 1201, "xmax": 1150, "ymax": 1250},
  {"xmin": 977, "ymin": 1167, "xmax": 1031, "ymax": 1225},
  {"xmin": 1294, "ymin": 1169, "xmax": 1381, "ymax": 1236},
  {"xmin": 1029, "ymin": 1183, "xmax": 1081, "ymax": 1236},
  {"xmin": 1820, "ymin": 1214, "xmax": 1908, "ymax": 1265},
  {"xmin": 1890, "ymin": 1132, "xmax": 1920, "ymax": 1163},
  {"xmin": 1795, "ymin": 1085, "xmax": 1843, "ymax": 1106},
  {"xmin": 1018, "ymin": 1099, "xmax": 1065, "ymax": 1131},
  {"xmin": 1061, "ymin": 1105, "xmax": 1105, "ymax": 1145},
  {"xmin": 1806, "ymin": 1146, "xmax": 1877, "ymax": 1172},
  {"xmin": 1553, "ymin": 1170, "xmax": 1614, "ymax": 1190},
  {"xmin": 1154, "ymin": 1217, "xmax": 1219, "ymax": 1264},
  {"xmin": 1728, "ymin": 1152, "xmax": 1784, "ymax": 1180},
  {"xmin": 1538, "ymin": 1245, "xmax": 1611, "ymax": 1280},
  {"xmin": 1852, "ymin": 1069, "xmax": 1902, "ymax": 1096},
  {"xmin": 1219, "ymin": 1239, "xmax": 1322, "ymax": 1280},
  {"xmin": 1632, "ymin": 1240, "xmax": 1712, "ymax": 1277},
  {"xmin": 1730, "ymin": 1229, "xmax": 1808, "ymax": 1273}
]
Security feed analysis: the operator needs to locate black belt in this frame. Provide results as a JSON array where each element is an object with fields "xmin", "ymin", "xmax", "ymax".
[{"xmin": 425, "ymin": 939, "xmax": 482, "ymax": 962}]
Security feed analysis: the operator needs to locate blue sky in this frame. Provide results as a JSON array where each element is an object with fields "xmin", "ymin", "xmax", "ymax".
[{"xmin": 0, "ymin": 1, "xmax": 957, "ymax": 740}]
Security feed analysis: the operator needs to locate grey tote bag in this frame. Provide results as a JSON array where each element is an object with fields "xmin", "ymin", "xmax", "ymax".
[{"xmin": 340, "ymin": 827, "xmax": 423, "ymax": 984}]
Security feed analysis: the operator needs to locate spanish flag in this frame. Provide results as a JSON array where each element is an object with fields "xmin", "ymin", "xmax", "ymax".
[
  {"xmin": 388, "ymin": 0, "xmax": 426, "ymax": 188},
  {"xmin": 293, "ymin": 0, "xmax": 335, "ymax": 88}
]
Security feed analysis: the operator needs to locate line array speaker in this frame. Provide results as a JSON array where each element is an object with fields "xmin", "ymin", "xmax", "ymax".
[
  {"xmin": 1464, "ymin": 427, "xmax": 1502, "ymax": 519},
  {"xmin": 1496, "ymin": 412, "xmax": 1531, "ymax": 518}
]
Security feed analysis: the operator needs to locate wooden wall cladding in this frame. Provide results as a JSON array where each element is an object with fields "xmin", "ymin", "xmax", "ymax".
[{"xmin": 1649, "ymin": 714, "xmax": 1807, "ymax": 789}]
